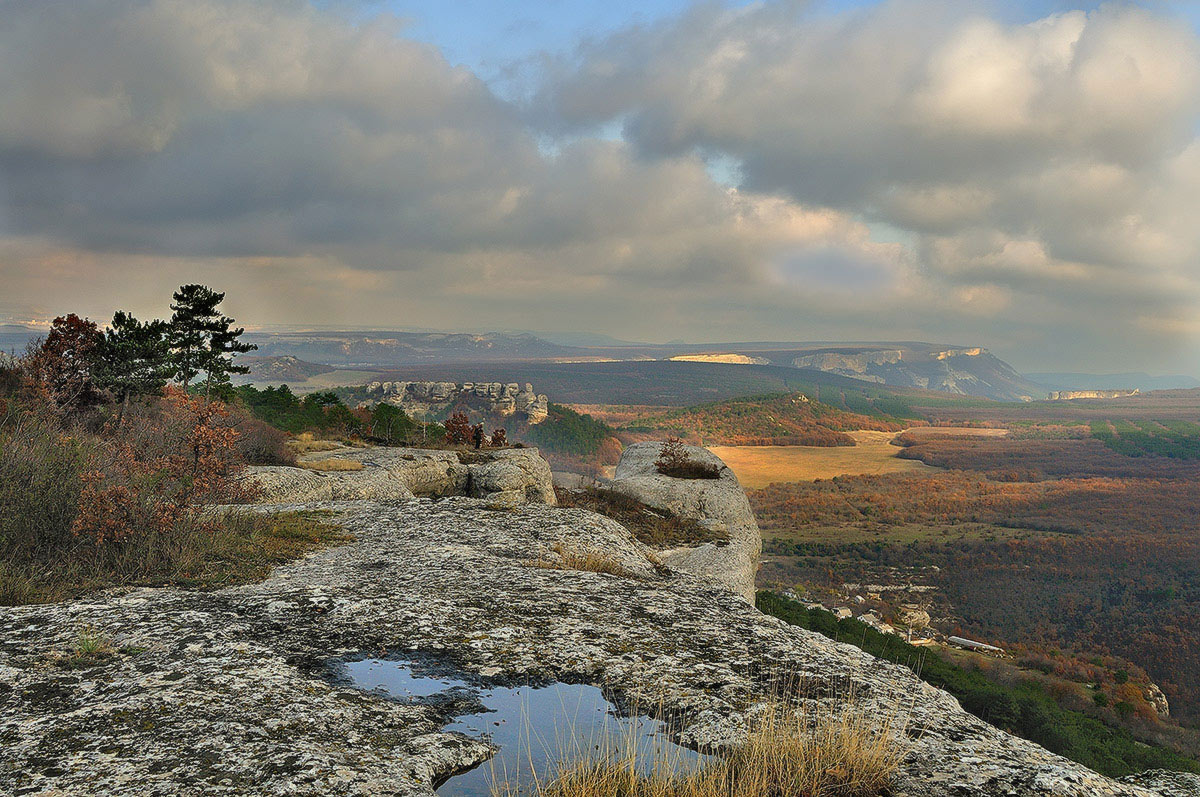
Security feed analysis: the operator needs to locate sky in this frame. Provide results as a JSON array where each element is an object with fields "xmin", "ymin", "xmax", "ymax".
[{"xmin": 2, "ymin": 0, "xmax": 1200, "ymax": 374}]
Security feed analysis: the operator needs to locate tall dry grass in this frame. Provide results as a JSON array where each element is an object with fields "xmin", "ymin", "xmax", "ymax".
[
  {"xmin": 495, "ymin": 701, "xmax": 905, "ymax": 797},
  {"xmin": 528, "ymin": 541, "xmax": 636, "ymax": 578}
]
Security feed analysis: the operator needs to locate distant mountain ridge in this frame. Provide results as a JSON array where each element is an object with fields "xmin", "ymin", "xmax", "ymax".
[
  {"xmin": 232, "ymin": 330, "xmax": 1095, "ymax": 403},
  {"xmin": 784, "ymin": 344, "xmax": 1045, "ymax": 402}
]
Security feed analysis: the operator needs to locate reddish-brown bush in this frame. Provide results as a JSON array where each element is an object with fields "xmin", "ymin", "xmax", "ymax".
[{"xmin": 445, "ymin": 411, "xmax": 471, "ymax": 445}]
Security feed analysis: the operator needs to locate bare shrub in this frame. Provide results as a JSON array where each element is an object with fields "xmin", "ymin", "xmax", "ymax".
[
  {"xmin": 229, "ymin": 410, "xmax": 294, "ymax": 465},
  {"xmin": 655, "ymin": 438, "xmax": 719, "ymax": 480}
]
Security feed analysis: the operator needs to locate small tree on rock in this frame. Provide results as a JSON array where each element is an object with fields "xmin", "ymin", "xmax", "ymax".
[{"xmin": 490, "ymin": 428, "xmax": 507, "ymax": 447}]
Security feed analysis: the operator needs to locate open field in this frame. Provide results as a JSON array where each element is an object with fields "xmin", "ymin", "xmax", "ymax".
[{"xmin": 709, "ymin": 430, "xmax": 936, "ymax": 488}]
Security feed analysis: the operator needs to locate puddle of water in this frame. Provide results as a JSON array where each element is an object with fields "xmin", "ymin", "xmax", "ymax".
[{"xmin": 340, "ymin": 658, "xmax": 708, "ymax": 796}]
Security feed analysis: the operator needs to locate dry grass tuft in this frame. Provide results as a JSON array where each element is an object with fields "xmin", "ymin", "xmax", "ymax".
[
  {"xmin": 286, "ymin": 433, "xmax": 343, "ymax": 456},
  {"xmin": 502, "ymin": 701, "xmax": 904, "ymax": 797},
  {"xmin": 298, "ymin": 458, "xmax": 366, "ymax": 472},
  {"xmin": 529, "ymin": 541, "xmax": 636, "ymax": 578}
]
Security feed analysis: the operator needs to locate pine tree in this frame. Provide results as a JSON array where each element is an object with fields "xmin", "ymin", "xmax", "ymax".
[
  {"xmin": 167, "ymin": 284, "xmax": 256, "ymax": 398},
  {"xmin": 168, "ymin": 284, "xmax": 222, "ymax": 391},
  {"xmin": 96, "ymin": 311, "xmax": 172, "ymax": 410}
]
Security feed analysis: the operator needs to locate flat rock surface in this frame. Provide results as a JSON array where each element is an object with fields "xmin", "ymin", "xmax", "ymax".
[{"xmin": 0, "ymin": 498, "xmax": 1173, "ymax": 796}]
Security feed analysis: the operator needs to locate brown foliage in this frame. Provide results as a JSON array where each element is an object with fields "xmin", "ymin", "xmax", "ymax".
[
  {"xmin": 27, "ymin": 314, "xmax": 105, "ymax": 413},
  {"xmin": 444, "ymin": 411, "xmax": 471, "ymax": 445},
  {"xmin": 655, "ymin": 437, "xmax": 719, "ymax": 479},
  {"xmin": 72, "ymin": 389, "xmax": 250, "ymax": 546}
]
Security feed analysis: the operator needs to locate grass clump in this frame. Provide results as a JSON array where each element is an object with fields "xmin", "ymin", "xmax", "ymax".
[
  {"xmin": 554, "ymin": 487, "xmax": 728, "ymax": 549},
  {"xmin": 529, "ymin": 541, "xmax": 636, "ymax": 578},
  {"xmin": 502, "ymin": 701, "xmax": 902, "ymax": 797},
  {"xmin": 286, "ymin": 432, "xmax": 344, "ymax": 456}
]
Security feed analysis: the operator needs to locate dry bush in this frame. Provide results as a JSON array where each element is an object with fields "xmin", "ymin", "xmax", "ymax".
[
  {"xmin": 501, "ymin": 701, "xmax": 903, "ymax": 797},
  {"xmin": 299, "ymin": 458, "xmax": 365, "ymax": 472},
  {"xmin": 228, "ymin": 410, "xmax": 294, "ymax": 465},
  {"xmin": 529, "ymin": 541, "xmax": 635, "ymax": 578},
  {"xmin": 655, "ymin": 438, "xmax": 719, "ymax": 480},
  {"xmin": 0, "ymin": 414, "xmax": 94, "ymax": 564},
  {"xmin": 554, "ymin": 487, "xmax": 727, "ymax": 549}
]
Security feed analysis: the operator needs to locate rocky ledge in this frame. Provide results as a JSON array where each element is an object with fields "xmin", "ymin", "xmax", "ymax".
[
  {"xmin": 242, "ymin": 446, "xmax": 556, "ymax": 508},
  {"xmin": 0, "ymin": 456, "xmax": 1188, "ymax": 796}
]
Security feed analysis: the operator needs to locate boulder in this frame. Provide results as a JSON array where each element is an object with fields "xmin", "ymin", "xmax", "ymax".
[
  {"xmin": 246, "ymin": 447, "xmax": 556, "ymax": 507},
  {"xmin": 239, "ymin": 466, "xmax": 333, "ymax": 503},
  {"xmin": 608, "ymin": 441, "xmax": 760, "ymax": 601},
  {"xmin": 467, "ymin": 449, "xmax": 556, "ymax": 505}
]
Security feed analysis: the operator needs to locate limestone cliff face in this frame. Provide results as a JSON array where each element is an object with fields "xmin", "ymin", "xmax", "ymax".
[
  {"xmin": 1048, "ymin": 389, "xmax": 1140, "ymax": 400},
  {"xmin": 609, "ymin": 442, "xmax": 761, "ymax": 602},
  {"xmin": 792, "ymin": 346, "xmax": 1044, "ymax": 401},
  {"xmin": 363, "ymin": 380, "xmax": 549, "ymax": 424}
]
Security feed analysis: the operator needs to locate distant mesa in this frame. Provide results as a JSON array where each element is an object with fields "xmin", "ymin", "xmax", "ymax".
[
  {"xmin": 363, "ymin": 380, "xmax": 549, "ymax": 424},
  {"xmin": 790, "ymin": 345, "xmax": 1043, "ymax": 402},
  {"xmin": 668, "ymin": 353, "xmax": 769, "ymax": 365},
  {"xmin": 1048, "ymin": 389, "xmax": 1139, "ymax": 401},
  {"xmin": 239, "ymin": 355, "xmax": 335, "ymax": 382}
]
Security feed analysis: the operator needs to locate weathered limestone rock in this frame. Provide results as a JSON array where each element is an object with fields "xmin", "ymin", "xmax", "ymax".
[
  {"xmin": 609, "ymin": 442, "xmax": 761, "ymax": 601},
  {"xmin": 466, "ymin": 449, "xmax": 556, "ymax": 505},
  {"xmin": 0, "ymin": 498, "xmax": 1172, "ymax": 796},
  {"xmin": 244, "ymin": 447, "xmax": 556, "ymax": 506},
  {"xmin": 1122, "ymin": 770, "xmax": 1200, "ymax": 795},
  {"xmin": 239, "ymin": 465, "xmax": 333, "ymax": 502}
]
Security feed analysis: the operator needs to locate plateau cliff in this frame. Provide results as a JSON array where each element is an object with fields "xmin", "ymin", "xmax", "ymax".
[
  {"xmin": 362, "ymin": 380, "xmax": 549, "ymax": 424},
  {"xmin": 792, "ymin": 345, "xmax": 1044, "ymax": 401}
]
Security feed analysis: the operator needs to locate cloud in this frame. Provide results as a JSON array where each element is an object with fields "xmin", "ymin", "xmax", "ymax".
[{"xmin": 1, "ymin": 0, "xmax": 1198, "ymax": 371}]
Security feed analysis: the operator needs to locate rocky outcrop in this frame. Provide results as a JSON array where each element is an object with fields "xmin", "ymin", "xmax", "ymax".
[
  {"xmin": 0, "ymin": 497, "xmax": 1179, "ymax": 796},
  {"xmin": 608, "ymin": 442, "xmax": 761, "ymax": 602},
  {"xmin": 240, "ymin": 447, "xmax": 555, "ymax": 506},
  {"xmin": 791, "ymin": 345, "xmax": 1043, "ymax": 402},
  {"xmin": 363, "ymin": 381, "xmax": 549, "ymax": 424},
  {"xmin": 1048, "ymin": 390, "xmax": 1139, "ymax": 400}
]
